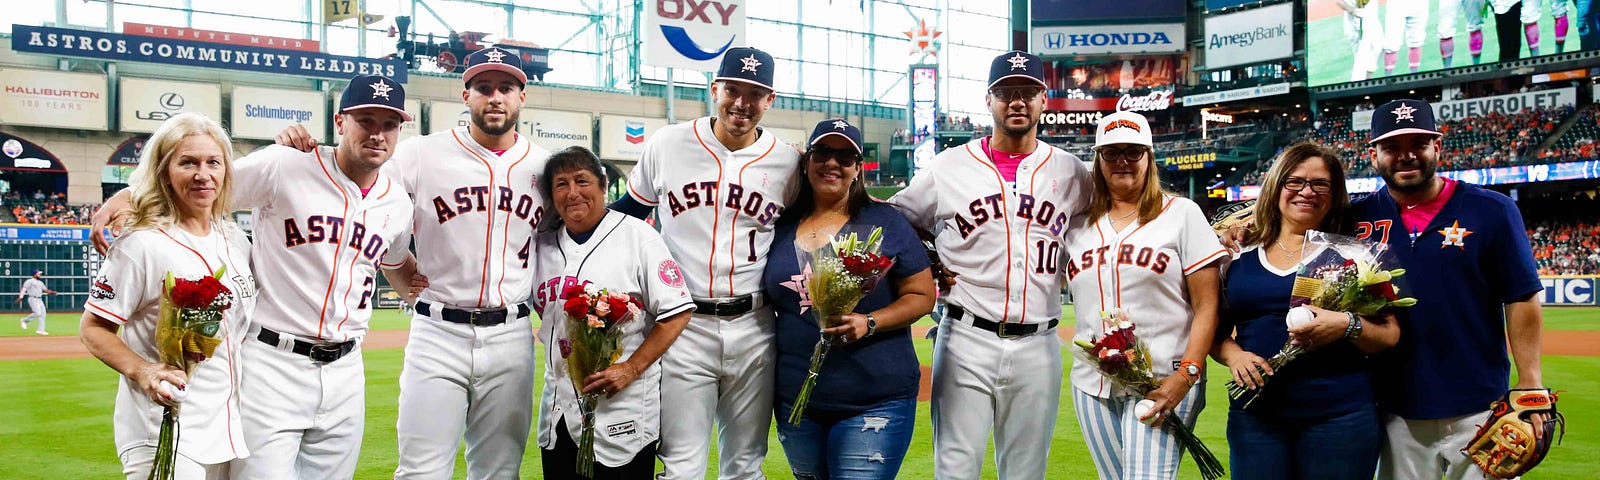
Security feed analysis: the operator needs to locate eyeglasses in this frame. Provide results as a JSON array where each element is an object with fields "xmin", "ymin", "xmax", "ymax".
[
  {"xmin": 1097, "ymin": 147, "xmax": 1148, "ymax": 163},
  {"xmin": 808, "ymin": 146, "xmax": 861, "ymax": 167},
  {"xmin": 989, "ymin": 86, "xmax": 1044, "ymax": 102},
  {"xmin": 1281, "ymin": 177, "xmax": 1334, "ymax": 195}
]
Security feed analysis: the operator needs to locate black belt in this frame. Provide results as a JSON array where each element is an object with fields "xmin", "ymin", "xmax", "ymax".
[
  {"xmin": 693, "ymin": 293, "xmax": 759, "ymax": 317},
  {"xmin": 416, "ymin": 300, "xmax": 528, "ymax": 326},
  {"xmin": 256, "ymin": 327, "xmax": 357, "ymax": 363},
  {"xmin": 947, "ymin": 304, "xmax": 1058, "ymax": 338}
]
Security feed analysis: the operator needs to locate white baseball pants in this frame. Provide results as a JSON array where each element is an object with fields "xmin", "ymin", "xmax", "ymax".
[
  {"xmin": 120, "ymin": 445, "xmax": 229, "ymax": 480},
  {"xmin": 232, "ymin": 338, "xmax": 365, "ymax": 480},
  {"xmin": 1439, "ymin": 0, "xmax": 1490, "ymax": 37},
  {"xmin": 393, "ymin": 311, "xmax": 535, "ymax": 480},
  {"xmin": 656, "ymin": 308, "xmax": 775, "ymax": 480},
  {"xmin": 930, "ymin": 317, "xmax": 1062, "ymax": 480},
  {"xmin": 1072, "ymin": 385, "xmax": 1206, "ymax": 480},
  {"xmin": 22, "ymin": 297, "xmax": 45, "ymax": 331},
  {"xmin": 1376, "ymin": 410, "xmax": 1500, "ymax": 480},
  {"xmin": 1385, "ymin": 0, "xmax": 1432, "ymax": 51},
  {"xmin": 1347, "ymin": 2, "xmax": 1386, "ymax": 80}
]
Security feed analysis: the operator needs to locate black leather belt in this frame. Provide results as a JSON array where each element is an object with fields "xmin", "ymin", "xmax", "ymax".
[
  {"xmin": 947, "ymin": 304, "xmax": 1058, "ymax": 338},
  {"xmin": 693, "ymin": 293, "xmax": 759, "ymax": 317},
  {"xmin": 256, "ymin": 327, "xmax": 357, "ymax": 363},
  {"xmin": 417, "ymin": 300, "xmax": 528, "ymax": 326}
]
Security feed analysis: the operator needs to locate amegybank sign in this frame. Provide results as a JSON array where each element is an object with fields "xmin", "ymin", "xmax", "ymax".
[
  {"xmin": 1204, "ymin": 3, "xmax": 1293, "ymax": 69},
  {"xmin": 1034, "ymin": 24, "xmax": 1184, "ymax": 56}
]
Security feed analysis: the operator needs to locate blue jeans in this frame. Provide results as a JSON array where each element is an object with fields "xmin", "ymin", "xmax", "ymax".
[
  {"xmin": 1226, "ymin": 403, "xmax": 1382, "ymax": 480},
  {"xmin": 774, "ymin": 396, "xmax": 917, "ymax": 480}
]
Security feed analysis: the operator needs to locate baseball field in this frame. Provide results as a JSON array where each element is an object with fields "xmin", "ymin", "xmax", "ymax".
[{"xmin": 2, "ymin": 307, "xmax": 1596, "ymax": 479}]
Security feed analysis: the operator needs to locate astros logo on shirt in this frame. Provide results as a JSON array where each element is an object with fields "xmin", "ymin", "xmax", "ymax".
[{"xmin": 1439, "ymin": 220, "xmax": 1472, "ymax": 249}]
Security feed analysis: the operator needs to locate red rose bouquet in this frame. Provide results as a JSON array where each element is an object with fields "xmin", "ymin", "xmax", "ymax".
[
  {"xmin": 1074, "ymin": 309, "xmax": 1225, "ymax": 480},
  {"xmin": 787, "ymin": 226, "xmax": 895, "ymax": 426},
  {"xmin": 150, "ymin": 266, "xmax": 233, "ymax": 480},
  {"xmin": 559, "ymin": 282, "xmax": 641, "ymax": 478}
]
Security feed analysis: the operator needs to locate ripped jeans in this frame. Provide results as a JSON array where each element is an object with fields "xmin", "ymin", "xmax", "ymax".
[{"xmin": 774, "ymin": 396, "xmax": 917, "ymax": 480}]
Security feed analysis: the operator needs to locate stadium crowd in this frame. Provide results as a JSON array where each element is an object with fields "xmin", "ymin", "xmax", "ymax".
[
  {"xmin": 4, "ymin": 192, "xmax": 95, "ymax": 225},
  {"xmin": 1529, "ymin": 219, "xmax": 1600, "ymax": 276}
]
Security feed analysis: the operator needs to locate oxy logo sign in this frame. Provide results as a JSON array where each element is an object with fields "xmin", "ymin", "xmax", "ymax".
[{"xmin": 645, "ymin": 0, "xmax": 746, "ymax": 71}]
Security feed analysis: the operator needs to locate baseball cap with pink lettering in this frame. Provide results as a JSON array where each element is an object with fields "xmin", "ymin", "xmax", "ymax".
[{"xmin": 1094, "ymin": 110, "xmax": 1153, "ymax": 148}]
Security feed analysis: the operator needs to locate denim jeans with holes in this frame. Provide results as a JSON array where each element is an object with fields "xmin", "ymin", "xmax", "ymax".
[{"xmin": 775, "ymin": 396, "xmax": 917, "ymax": 480}]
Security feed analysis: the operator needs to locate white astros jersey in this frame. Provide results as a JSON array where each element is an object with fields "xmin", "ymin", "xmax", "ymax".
[
  {"xmin": 385, "ymin": 126, "xmax": 549, "ymax": 308},
  {"xmin": 233, "ymin": 145, "xmax": 413, "ymax": 342},
  {"xmin": 626, "ymin": 117, "xmax": 800, "ymax": 298},
  {"xmin": 530, "ymin": 211, "xmax": 694, "ymax": 466},
  {"xmin": 21, "ymin": 278, "xmax": 45, "ymax": 297},
  {"xmin": 1062, "ymin": 196, "xmax": 1229, "ymax": 397},
  {"xmin": 889, "ymin": 137, "xmax": 1093, "ymax": 323}
]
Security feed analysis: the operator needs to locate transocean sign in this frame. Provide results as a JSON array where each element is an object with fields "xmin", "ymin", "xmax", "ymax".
[
  {"xmin": 1033, "ymin": 24, "xmax": 1184, "ymax": 56},
  {"xmin": 11, "ymin": 24, "xmax": 406, "ymax": 82}
]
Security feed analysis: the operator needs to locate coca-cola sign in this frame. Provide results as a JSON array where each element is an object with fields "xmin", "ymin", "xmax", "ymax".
[
  {"xmin": 1116, "ymin": 91, "xmax": 1173, "ymax": 112},
  {"xmin": 1044, "ymin": 89, "xmax": 1175, "ymax": 112}
]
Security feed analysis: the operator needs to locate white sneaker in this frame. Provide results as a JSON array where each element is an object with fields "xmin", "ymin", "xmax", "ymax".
[
  {"xmin": 35, "ymin": 331, "xmax": 47, "ymax": 336},
  {"xmin": 19, "ymin": 319, "xmax": 25, "ymax": 330}
]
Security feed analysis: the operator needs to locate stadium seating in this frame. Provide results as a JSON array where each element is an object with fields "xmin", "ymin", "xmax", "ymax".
[
  {"xmin": 1529, "ymin": 219, "xmax": 1600, "ymax": 276},
  {"xmin": 4, "ymin": 192, "xmax": 95, "ymax": 225}
]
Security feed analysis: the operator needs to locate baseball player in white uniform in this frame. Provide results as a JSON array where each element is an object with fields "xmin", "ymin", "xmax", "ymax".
[
  {"xmin": 610, "ymin": 47, "xmax": 800, "ymax": 480},
  {"xmin": 1436, "ymin": 0, "xmax": 1488, "ymax": 67},
  {"xmin": 1341, "ymin": 0, "xmax": 1385, "ymax": 81},
  {"xmin": 1383, "ymin": 0, "xmax": 1430, "ymax": 75},
  {"xmin": 531, "ymin": 147, "xmax": 695, "ymax": 476},
  {"xmin": 1064, "ymin": 111, "xmax": 1228, "ymax": 480},
  {"xmin": 888, "ymin": 50, "xmax": 1093, "ymax": 479},
  {"xmin": 18, "ymin": 270, "xmax": 55, "ymax": 335}
]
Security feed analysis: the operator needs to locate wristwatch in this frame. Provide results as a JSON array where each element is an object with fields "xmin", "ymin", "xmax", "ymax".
[
  {"xmin": 1178, "ymin": 359, "xmax": 1202, "ymax": 386},
  {"xmin": 865, "ymin": 313, "xmax": 878, "ymax": 338}
]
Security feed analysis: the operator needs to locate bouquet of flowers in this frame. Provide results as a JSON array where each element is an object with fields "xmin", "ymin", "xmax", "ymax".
[
  {"xmin": 149, "ymin": 267, "xmax": 233, "ymax": 480},
  {"xmin": 1225, "ymin": 230, "xmax": 1418, "ymax": 408},
  {"xmin": 787, "ymin": 226, "xmax": 895, "ymax": 425},
  {"xmin": 559, "ymin": 283, "xmax": 642, "ymax": 478},
  {"xmin": 1074, "ymin": 309, "xmax": 1226, "ymax": 480}
]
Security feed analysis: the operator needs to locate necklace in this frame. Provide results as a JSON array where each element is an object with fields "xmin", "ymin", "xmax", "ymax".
[
  {"xmin": 1274, "ymin": 238, "xmax": 1305, "ymax": 261},
  {"xmin": 1111, "ymin": 207, "xmax": 1138, "ymax": 223}
]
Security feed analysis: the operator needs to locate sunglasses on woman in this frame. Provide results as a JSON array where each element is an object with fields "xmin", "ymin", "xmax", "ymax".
[{"xmin": 809, "ymin": 146, "xmax": 862, "ymax": 168}]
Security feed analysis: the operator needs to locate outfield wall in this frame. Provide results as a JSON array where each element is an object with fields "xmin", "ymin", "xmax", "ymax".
[{"xmin": 1542, "ymin": 276, "xmax": 1598, "ymax": 306}]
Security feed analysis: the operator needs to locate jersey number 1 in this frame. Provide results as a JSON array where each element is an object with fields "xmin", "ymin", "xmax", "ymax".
[{"xmin": 1034, "ymin": 240, "xmax": 1060, "ymax": 274}]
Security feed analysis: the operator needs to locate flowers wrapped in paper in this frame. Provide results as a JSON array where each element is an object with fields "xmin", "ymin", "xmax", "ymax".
[
  {"xmin": 149, "ymin": 267, "xmax": 233, "ymax": 480},
  {"xmin": 787, "ymin": 226, "xmax": 895, "ymax": 425},
  {"xmin": 558, "ymin": 283, "xmax": 641, "ymax": 478},
  {"xmin": 1074, "ymin": 309, "xmax": 1226, "ymax": 480},
  {"xmin": 1226, "ymin": 230, "xmax": 1418, "ymax": 408}
]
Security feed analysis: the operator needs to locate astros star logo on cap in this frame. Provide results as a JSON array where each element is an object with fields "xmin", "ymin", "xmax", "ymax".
[
  {"xmin": 484, "ymin": 49, "xmax": 507, "ymax": 63},
  {"xmin": 1007, "ymin": 52, "xmax": 1029, "ymax": 70},
  {"xmin": 369, "ymin": 79, "xmax": 394, "ymax": 100},
  {"xmin": 740, "ymin": 54, "xmax": 763, "ymax": 73},
  {"xmin": 833, "ymin": 120, "xmax": 848, "ymax": 130},
  {"xmin": 1392, "ymin": 103, "xmax": 1418, "ymax": 122}
]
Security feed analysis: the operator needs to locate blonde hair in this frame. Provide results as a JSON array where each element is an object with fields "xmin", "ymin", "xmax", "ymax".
[
  {"xmin": 1087, "ymin": 145, "xmax": 1175, "ymax": 224},
  {"xmin": 124, "ymin": 113, "xmax": 237, "ymax": 231},
  {"xmin": 1242, "ymin": 142, "xmax": 1352, "ymax": 248}
]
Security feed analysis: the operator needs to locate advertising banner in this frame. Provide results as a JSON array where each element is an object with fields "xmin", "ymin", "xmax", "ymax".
[
  {"xmin": 643, "ymin": 0, "xmax": 747, "ymax": 71},
  {"xmin": 108, "ymin": 135, "xmax": 149, "ymax": 166},
  {"xmin": 1160, "ymin": 151, "xmax": 1218, "ymax": 171},
  {"xmin": 1204, "ymin": 3, "xmax": 1293, "ymax": 69},
  {"xmin": 399, "ymin": 99, "xmax": 422, "ymax": 142},
  {"xmin": 119, "ymin": 77, "xmax": 222, "ymax": 134},
  {"xmin": 1205, "ymin": 0, "xmax": 1259, "ymax": 11},
  {"xmin": 1431, "ymin": 88, "xmax": 1576, "ymax": 122},
  {"xmin": 1541, "ymin": 277, "xmax": 1597, "ymax": 305},
  {"xmin": 598, "ymin": 115, "xmax": 668, "ymax": 161},
  {"xmin": 0, "ymin": 68, "xmax": 108, "ymax": 130},
  {"xmin": 1032, "ymin": 0, "xmax": 1185, "ymax": 23},
  {"xmin": 1045, "ymin": 90, "xmax": 1174, "ymax": 112},
  {"xmin": 230, "ymin": 85, "xmax": 325, "ymax": 142},
  {"xmin": 12, "ymin": 24, "xmax": 406, "ymax": 82},
  {"xmin": 1180, "ymin": 82, "xmax": 1291, "ymax": 106},
  {"xmin": 0, "ymin": 225, "xmax": 90, "ymax": 241},
  {"xmin": 521, "ymin": 109, "xmax": 595, "ymax": 153},
  {"xmin": 0, "ymin": 132, "xmax": 67, "ymax": 172},
  {"xmin": 1047, "ymin": 56, "xmax": 1180, "ymax": 93},
  {"xmin": 1033, "ymin": 23, "xmax": 1185, "ymax": 56},
  {"xmin": 123, "ymin": 22, "xmax": 319, "ymax": 52},
  {"xmin": 1352, "ymin": 109, "xmax": 1374, "ymax": 131}
]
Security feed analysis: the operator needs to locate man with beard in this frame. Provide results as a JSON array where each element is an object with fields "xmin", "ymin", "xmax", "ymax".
[
  {"xmin": 887, "ymin": 50, "xmax": 1093, "ymax": 479},
  {"xmin": 1354, "ymin": 99, "xmax": 1549, "ymax": 480}
]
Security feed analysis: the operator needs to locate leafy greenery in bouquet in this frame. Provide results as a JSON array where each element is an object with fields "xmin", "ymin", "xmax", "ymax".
[{"xmin": 788, "ymin": 226, "xmax": 894, "ymax": 425}]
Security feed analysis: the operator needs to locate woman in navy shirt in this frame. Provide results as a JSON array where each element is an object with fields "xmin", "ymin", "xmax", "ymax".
[
  {"xmin": 762, "ymin": 119, "xmax": 935, "ymax": 479},
  {"xmin": 1212, "ymin": 142, "xmax": 1401, "ymax": 480}
]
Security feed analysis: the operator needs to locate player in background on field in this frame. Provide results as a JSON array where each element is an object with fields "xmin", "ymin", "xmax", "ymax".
[
  {"xmin": 1437, "ymin": 0, "xmax": 1489, "ymax": 67},
  {"xmin": 1382, "ymin": 0, "xmax": 1430, "ymax": 75},
  {"xmin": 1522, "ymin": 0, "xmax": 1571, "ymax": 54},
  {"xmin": 887, "ymin": 50, "xmax": 1094, "ymax": 479},
  {"xmin": 18, "ymin": 270, "xmax": 56, "ymax": 335},
  {"xmin": 1341, "ymin": 0, "xmax": 1386, "ymax": 81},
  {"xmin": 608, "ymin": 47, "xmax": 801, "ymax": 480},
  {"xmin": 1356, "ymin": 100, "xmax": 1549, "ymax": 480}
]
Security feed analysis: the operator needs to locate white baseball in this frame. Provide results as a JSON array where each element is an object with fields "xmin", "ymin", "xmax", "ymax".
[
  {"xmin": 160, "ymin": 380, "xmax": 187, "ymax": 403},
  {"xmin": 1285, "ymin": 306, "xmax": 1314, "ymax": 330},
  {"xmin": 1135, "ymin": 399, "xmax": 1158, "ymax": 425}
]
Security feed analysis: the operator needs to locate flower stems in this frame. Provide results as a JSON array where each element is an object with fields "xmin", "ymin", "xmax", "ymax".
[
  {"xmin": 1162, "ymin": 413, "xmax": 1226, "ymax": 480},
  {"xmin": 1223, "ymin": 343, "xmax": 1304, "ymax": 409},
  {"xmin": 575, "ymin": 393, "xmax": 599, "ymax": 478},
  {"xmin": 787, "ymin": 335, "xmax": 832, "ymax": 425},
  {"xmin": 147, "ymin": 406, "xmax": 179, "ymax": 480}
]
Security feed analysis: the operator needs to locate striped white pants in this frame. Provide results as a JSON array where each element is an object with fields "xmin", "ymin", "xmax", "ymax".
[{"xmin": 1071, "ymin": 384, "xmax": 1206, "ymax": 480}]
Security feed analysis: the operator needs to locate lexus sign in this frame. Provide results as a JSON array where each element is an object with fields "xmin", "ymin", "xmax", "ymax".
[{"xmin": 1033, "ymin": 24, "xmax": 1184, "ymax": 56}]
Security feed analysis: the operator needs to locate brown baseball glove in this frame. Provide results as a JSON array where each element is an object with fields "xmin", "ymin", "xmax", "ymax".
[{"xmin": 1462, "ymin": 388, "xmax": 1566, "ymax": 479}]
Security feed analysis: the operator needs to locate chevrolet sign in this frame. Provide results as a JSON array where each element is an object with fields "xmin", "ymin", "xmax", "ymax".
[{"xmin": 1034, "ymin": 24, "xmax": 1184, "ymax": 56}]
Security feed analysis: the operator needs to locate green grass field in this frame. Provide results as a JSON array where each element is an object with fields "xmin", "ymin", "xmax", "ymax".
[{"xmin": 2, "ymin": 308, "xmax": 1598, "ymax": 478}]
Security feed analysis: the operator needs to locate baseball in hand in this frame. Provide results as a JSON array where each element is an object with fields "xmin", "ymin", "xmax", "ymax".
[
  {"xmin": 1135, "ymin": 399, "xmax": 1158, "ymax": 425},
  {"xmin": 1285, "ymin": 306, "xmax": 1314, "ymax": 330},
  {"xmin": 160, "ymin": 380, "xmax": 187, "ymax": 403}
]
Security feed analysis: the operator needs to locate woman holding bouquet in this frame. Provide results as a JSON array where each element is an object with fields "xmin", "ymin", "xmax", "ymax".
[
  {"xmin": 1212, "ymin": 142, "xmax": 1400, "ymax": 479},
  {"xmin": 79, "ymin": 113, "xmax": 254, "ymax": 479},
  {"xmin": 762, "ymin": 118, "xmax": 935, "ymax": 479},
  {"xmin": 1063, "ymin": 111, "xmax": 1229, "ymax": 480},
  {"xmin": 530, "ymin": 146, "xmax": 695, "ymax": 479}
]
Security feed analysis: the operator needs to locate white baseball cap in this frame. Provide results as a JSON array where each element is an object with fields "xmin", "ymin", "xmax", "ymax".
[{"xmin": 1094, "ymin": 111, "xmax": 1154, "ymax": 148}]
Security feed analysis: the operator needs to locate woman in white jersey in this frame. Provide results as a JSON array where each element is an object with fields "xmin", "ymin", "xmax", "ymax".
[
  {"xmin": 79, "ymin": 113, "xmax": 254, "ymax": 479},
  {"xmin": 1063, "ymin": 111, "xmax": 1228, "ymax": 479}
]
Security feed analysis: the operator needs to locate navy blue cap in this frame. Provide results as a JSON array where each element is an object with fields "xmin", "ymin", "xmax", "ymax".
[
  {"xmin": 714, "ymin": 47, "xmax": 775, "ymax": 91},
  {"xmin": 1369, "ymin": 99, "xmax": 1442, "ymax": 144},
  {"xmin": 339, "ymin": 75, "xmax": 411, "ymax": 121},
  {"xmin": 988, "ymin": 50, "xmax": 1046, "ymax": 90},
  {"xmin": 462, "ymin": 47, "xmax": 527, "ymax": 86},
  {"xmin": 809, "ymin": 118, "xmax": 863, "ymax": 154}
]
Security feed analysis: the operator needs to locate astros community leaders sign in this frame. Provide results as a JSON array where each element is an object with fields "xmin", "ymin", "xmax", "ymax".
[{"xmin": 11, "ymin": 24, "xmax": 406, "ymax": 82}]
